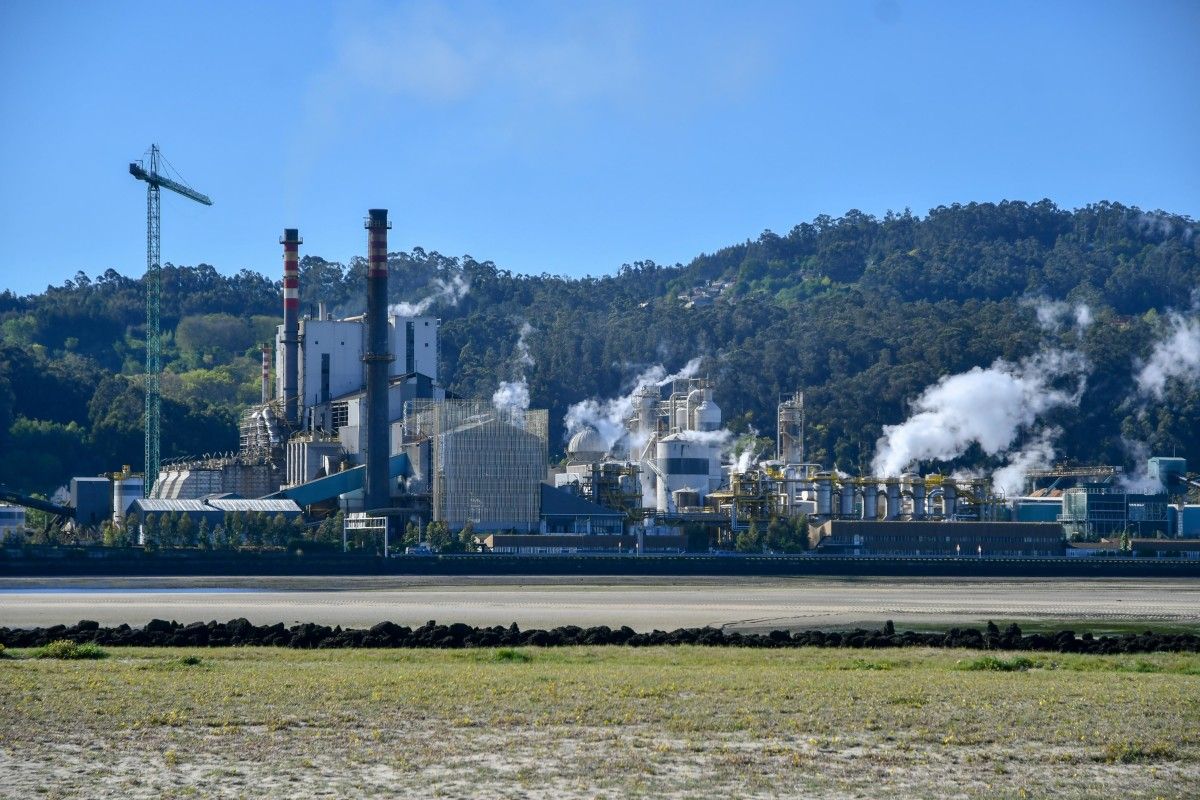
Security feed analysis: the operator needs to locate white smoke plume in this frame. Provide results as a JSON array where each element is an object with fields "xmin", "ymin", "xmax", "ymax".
[
  {"xmin": 491, "ymin": 381, "xmax": 529, "ymax": 417},
  {"xmin": 871, "ymin": 349, "xmax": 1089, "ymax": 479},
  {"xmin": 390, "ymin": 273, "xmax": 470, "ymax": 317},
  {"xmin": 730, "ymin": 430, "xmax": 764, "ymax": 474},
  {"xmin": 492, "ymin": 322, "xmax": 535, "ymax": 415},
  {"xmin": 564, "ymin": 358, "xmax": 702, "ymax": 453},
  {"xmin": 990, "ymin": 428, "xmax": 1058, "ymax": 497},
  {"xmin": 678, "ymin": 429, "xmax": 733, "ymax": 447},
  {"xmin": 1025, "ymin": 297, "xmax": 1093, "ymax": 336},
  {"xmin": 1117, "ymin": 437, "xmax": 1165, "ymax": 493},
  {"xmin": 1135, "ymin": 312, "xmax": 1200, "ymax": 400}
]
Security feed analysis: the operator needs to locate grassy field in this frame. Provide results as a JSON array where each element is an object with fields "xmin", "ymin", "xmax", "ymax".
[{"xmin": 2, "ymin": 646, "xmax": 1198, "ymax": 799}]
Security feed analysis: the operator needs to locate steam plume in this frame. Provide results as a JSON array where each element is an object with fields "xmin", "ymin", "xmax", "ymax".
[
  {"xmin": 492, "ymin": 322, "xmax": 535, "ymax": 415},
  {"xmin": 871, "ymin": 349, "xmax": 1089, "ymax": 479},
  {"xmin": 564, "ymin": 358, "xmax": 702, "ymax": 453},
  {"xmin": 390, "ymin": 273, "xmax": 470, "ymax": 317},
  {"xmin": 1135, "ymin": 312, "xmax": 1200, "ymax": 399}
]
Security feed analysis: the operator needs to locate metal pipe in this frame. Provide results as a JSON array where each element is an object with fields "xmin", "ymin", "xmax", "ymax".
[
  {"xmin": 839, "ymin": 481, "xmax": 856, "ymax": 518},
  {"xmin": 886, "ymin": 482, "xmax": 901, "ymax": 521},
  {"xmin": 260, "ymin": 344, "xmax": 271, "ymax": 404},
  {"xmin": 864, "ymin": 491, "xmax": 883, "ymax": 522},
  {"xmin": 280, "ymin": 228, "xmax": 302, "ymax": 425},
  {"xmin": 363, "ymin": 209, "xmax": 393, "ymax": 513},
  {"xmin": 913, "ymin": 479, "xmax": 927, "ymax": 520}
]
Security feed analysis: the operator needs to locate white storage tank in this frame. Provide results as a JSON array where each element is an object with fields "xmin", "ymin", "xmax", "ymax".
[
  {"xmin": 694, "ymin": 388, "xmax": 721, "ymax": 432},
  {"xmin": 655, "ymin": 434, "xmax": 713, "ymax": 513},
  {"xmin": 112, "ymin": 472, "xmax": 144, "ymax": 525}
]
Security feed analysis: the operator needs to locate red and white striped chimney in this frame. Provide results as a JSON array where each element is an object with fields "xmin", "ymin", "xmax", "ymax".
[{"xmin": 280, "ymin": 228, "xmax": 302, "ymax": 426}]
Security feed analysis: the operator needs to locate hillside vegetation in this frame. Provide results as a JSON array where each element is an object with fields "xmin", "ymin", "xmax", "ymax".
[{"xmin": 1, "ymin": 200, "xmax": 1197, "ymax": 495}]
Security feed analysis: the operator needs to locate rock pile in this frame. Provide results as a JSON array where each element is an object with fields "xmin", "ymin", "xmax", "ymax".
[{"xmin": 1, "ymin": 619, "xmax": 1197, "ymax": 654}]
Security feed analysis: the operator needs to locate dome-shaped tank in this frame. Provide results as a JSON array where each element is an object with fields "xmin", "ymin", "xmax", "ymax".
[{"xmin": 567, "ymin": 427, "xmax": 607, "ymax": 462}]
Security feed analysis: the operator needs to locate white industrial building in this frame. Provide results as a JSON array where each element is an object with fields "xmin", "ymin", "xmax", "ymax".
[{"xmin": 276, "ymin": 311, "xmax": 439, "ymax": 416}]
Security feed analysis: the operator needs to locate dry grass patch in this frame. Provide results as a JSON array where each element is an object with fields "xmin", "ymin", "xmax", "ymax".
[{"xmin": 1, "ymin": 646, "xmax": 1197, "ymax": 798}]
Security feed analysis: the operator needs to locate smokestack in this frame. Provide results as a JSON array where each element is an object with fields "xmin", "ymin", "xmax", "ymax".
[
  {"xmin": 281, "ymin": 228, "xmax": 302, "ymax": 426},
  {"xmin": 363, "ymin": 209, "xmax": 393, "ymax": 513},
  {"xmin": 261, "ymin": 344, "xmax": 271, "ymax": 404}
]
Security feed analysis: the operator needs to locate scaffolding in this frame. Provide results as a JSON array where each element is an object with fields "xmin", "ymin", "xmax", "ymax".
[
  {"xmin": 580, "ymin": 462, "xmax": 645, "ymax": 524},
  {"xmin": 777, "ymin": 391, "xmax": 805, "ymax": 464},
  {"xmin": 404, "ymin": 400, "xmax": 548, "ymax": 531}
]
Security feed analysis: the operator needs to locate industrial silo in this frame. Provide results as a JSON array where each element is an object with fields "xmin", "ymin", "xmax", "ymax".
[
  {"xmin": 655, "ymin": 433, "xmax": 712, "ymax": 513},
  {"xmin": 112, "ymin": 470, "xmax": 144, "ymax": 525}
]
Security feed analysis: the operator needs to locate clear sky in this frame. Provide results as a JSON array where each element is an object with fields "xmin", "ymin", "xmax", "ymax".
[{"xmin": 1, "ymin": 1, "xmax": 1196, "ymax": 295}]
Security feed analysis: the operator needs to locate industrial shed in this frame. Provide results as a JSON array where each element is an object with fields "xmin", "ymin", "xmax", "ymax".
[{"xmin": 810, "ymin": 520, "xmax": 1065, "ymax": 557}]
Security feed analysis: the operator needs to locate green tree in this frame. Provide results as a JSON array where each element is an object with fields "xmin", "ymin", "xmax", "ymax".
[
  {"xmin": 425, "ymin": 520, "xmax": 452, "ymax": 552},
  {"xmin": 267, "ymin": 513, "xmax": 288, "ymax": 548},
  {"xmin": 457, "ymin": 520, "xmax": 477, "ymax": 553},
  {"xmin": 177, "ymin": 514, "xmax": 197, "ymax": 548},
  {"xmin": 141, "ymin": 514, "xmax": 159, "ymax": 551},
  {"xmin": 735, "ymin": 520, "xmax": 764, "ymax": 553},
  {"xmin": 197, "ymin": 517, "xmax": 211, "ymax": 550}
]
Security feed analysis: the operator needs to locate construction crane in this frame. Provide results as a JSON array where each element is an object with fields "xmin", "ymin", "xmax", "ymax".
[{"xmin": 129, "ymin": 144, "xmax": 212, "ymax": 496}]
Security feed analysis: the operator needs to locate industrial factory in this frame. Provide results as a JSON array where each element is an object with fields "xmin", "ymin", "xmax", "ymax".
[{"xmin": 3, "ymin": 206, "xmax": 1198, "ymax": 560}]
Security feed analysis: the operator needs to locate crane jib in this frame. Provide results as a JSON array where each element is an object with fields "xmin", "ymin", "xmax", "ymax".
[{"xmin": 128, "ymin": 162, "xmax": 213, "ymax": 206}]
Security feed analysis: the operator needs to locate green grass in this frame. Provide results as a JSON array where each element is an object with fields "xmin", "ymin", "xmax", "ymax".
[
  {"xmin": 1, "ymin": 646, "xmax": 1198, "ymax": 798},
  {"xmin": 31, "ymin": 639, "xmax": 108, "ymax": 660}
]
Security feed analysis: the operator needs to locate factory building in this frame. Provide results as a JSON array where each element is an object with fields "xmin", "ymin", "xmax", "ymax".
[
  {"xmin": 276, "ymin": 311, "xmax": 439, "ymax": 418},
  {"xmin": 128, "ymin": 496, "xmax": 303, "ymax": 537},
  {"xmin": 1010, "ymin": 458, "xmax": 1199, "ymax": 540},
  {"xmin": 400, "ymin": 399, "xmax": 548, "ymax": 532},
  {"xmin": 810, "ymin": 520, "xmax": 1066, "ymax": 557},
  {"xmin": 0, "ymin": 504, "xmax": 25, "ymax": 541}
]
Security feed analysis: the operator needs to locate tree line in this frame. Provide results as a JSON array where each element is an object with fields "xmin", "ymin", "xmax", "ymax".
[{"xmin": 1, "ymin": 200, "xmax": 1197, "ymax": 496}]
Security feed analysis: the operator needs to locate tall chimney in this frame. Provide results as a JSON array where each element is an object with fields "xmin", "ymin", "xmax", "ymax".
[
  {"xmin": 363, "ymin": 209, "xmax": 393, "ymax": 513},
  {"xmin": 281, "ymin": 228, "xmax": 302, "ymax": 425},
  {"xmin": 261, "ymin": 344, "xmax": 271, "ymax": 404}
]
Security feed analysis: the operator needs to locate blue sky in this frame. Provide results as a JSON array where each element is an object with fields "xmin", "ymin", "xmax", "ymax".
[{"xmin": 1, "ymin": 1, "xmax": 1197, "ymax": 295}]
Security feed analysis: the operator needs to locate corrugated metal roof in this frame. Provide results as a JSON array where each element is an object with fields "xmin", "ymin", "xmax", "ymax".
[
  {"xmin": 133, "ymin": 499, "xmax": 210, "ymax": 512},
  {"xmin": 131, "ymin": 498, "xmax": 301, "ymax": 514},
  {"xmin": 209, "ymin": 499, "xmax": 301, "ymax": 512}
]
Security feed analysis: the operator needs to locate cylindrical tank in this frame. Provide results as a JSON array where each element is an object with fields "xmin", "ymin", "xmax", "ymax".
[
  {"xmin": 656, "ymin": 434, "xmax": 710, "ymax": 513},
  {"xmin": 839, "ymin": 481, "xmax": 856, "ymax": 518},
  {"xmin": 674, "ymin": 397, "xmax": 690, "ymax": 431},
  {"xmin": 695, "ymin": 391, "xmax": 722, "ymax": 432},
  {"xmin": 912, "ymin": 478, "xmax": 927, "ymax": 520},
  {"xmin": 814, "ymin": 473, "xmax": 833, "ymax": 516},
  {"xmin": 886, "ymin": 482, "xmax": 901, "ymax": 521},
  {"xmin": 943, "ymin": 482, "xmax": 957, "ymax": 519},
  {"xmin": 112, "ymin": 475, "xmax": 144, "ymax": 525},
  {"xmin": 864, "ymin": 491, "xmax": 883, "ymax": 522}
]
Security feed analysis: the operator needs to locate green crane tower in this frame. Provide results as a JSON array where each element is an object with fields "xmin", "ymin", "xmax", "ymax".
[{"xmin": 129, "ymin": 145, "xmax": 212, "ymax": 496}]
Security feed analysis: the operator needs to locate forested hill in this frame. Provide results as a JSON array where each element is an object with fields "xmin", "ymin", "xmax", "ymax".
[{"xmin": 1, "ymin": 200, "xmax": 1197, "ymax": 495}]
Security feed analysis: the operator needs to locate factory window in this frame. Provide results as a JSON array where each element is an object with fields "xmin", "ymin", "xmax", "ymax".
[
  {"xmin": 331, "ymin": 401, "xmax": 349, "ymax": 432},
  {"xmin": 406, "ymin": 321, "xmax": 415, "ymax": 373}
]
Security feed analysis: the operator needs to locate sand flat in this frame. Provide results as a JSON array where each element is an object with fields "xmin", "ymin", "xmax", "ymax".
[{"xmin": 2, "ymin": 575, "xmax": 1197, "ymax": 630}]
